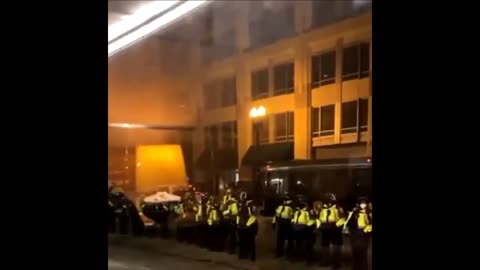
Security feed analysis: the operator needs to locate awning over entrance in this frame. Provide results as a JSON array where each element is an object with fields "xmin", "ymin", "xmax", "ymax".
[
  {"xmin": 241, "ymin": 142, "xmax": 294, "ymax": 167},
  {"xmin": 196, "ymin": 148, "xmax": 238, "ymax": 170},
  {"xmin": 264, "ymin": 157, "xmax": 372, "ymax": 172}
]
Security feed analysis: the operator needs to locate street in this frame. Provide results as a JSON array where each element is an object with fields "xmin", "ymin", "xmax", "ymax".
[{"xmin": 109, "ymin": 246, "xmax": 237, "ymax": 270}]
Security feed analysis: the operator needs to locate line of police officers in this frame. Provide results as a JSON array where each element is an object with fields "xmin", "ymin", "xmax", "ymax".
[
  {"xmin": 175, "ymin": 189, "xmax": 258, "ymax": 261},
  {"xmin": 273, "ymin": 192, "xmax": 372, "ymax": 270},
  {"xmin": 109, "ymin": 183, "xmax": 371, "ymax": 270},
  {"xmin": 175, "ymin": 189, "xmax": 371, "ymax": 270}
]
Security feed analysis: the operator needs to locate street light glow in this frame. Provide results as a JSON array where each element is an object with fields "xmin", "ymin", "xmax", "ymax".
[{"xmin": 249, "ymin": 106, "xmax": 266, "ymax": 118}]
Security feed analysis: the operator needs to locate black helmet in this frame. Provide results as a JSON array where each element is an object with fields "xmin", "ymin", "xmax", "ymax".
[
  {"xmin": 357, "ymin": 196, "xmax": 368, "ymax": 204},
  {"xmin": 324, "ymin": 193, "xmax": 337, "ymax": 204}
]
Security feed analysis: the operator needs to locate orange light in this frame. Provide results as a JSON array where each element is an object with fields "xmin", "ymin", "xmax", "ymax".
[{"xmin": 136, "ymin": 145, "xmax": 187, "ymax": 193}]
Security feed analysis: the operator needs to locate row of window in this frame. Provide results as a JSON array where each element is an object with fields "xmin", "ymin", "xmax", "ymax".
[
  {"xmin": 204, "ymin": 99, "xmax": 369, "ymax": 149},
  {"xmin": 203, "ymin": 77, "xmax": 237, "ymax": 110},
  {"xmin": 312, "ymin": 98, "xmax": 369, "ymax": 137},
  {"xmin": 251, "ymin": 43, "xmax": 370, "ymax": 100},
  {"xmin": 204, "ymin": 121, "xmax": 238, "ymax": 149},
  {"xmin": 253, "ymin": 112, "xmax": 295, "ymax": 144},
  {"xmin": 202, "ymin": 1, "xmax": 372, "ymax": 61}
]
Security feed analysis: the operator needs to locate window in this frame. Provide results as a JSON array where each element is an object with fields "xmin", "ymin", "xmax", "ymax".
[
  {"xmin": 312, "ymin": 105, "xmax": 335, "ymax": 137},
  {"xmin": 203, "ymin": 83, "xmax": 219, "ymax": 110},
  {"xmin": 342, "ymin": 101, "xmax": 357, "ymax": 133},
  {"xmin": 342, "ymin": 43, "xmax": 370, "ymax": 81},
  {"xmin": 220, "ymin": 77, "xmax": 236, "ymax": 107},
  {"xmin": 251, "ymin": 69, "xmax": 269, "ymax": 100},
  {"xmin": 274, "ymin": 112, "xmax": 294, "ymax": 142},
  {"xmin": 311, "ymin": 51, "xmax": 336, "ymax": 88},
  {"xmin": 221, "ymin": 121, "xmax": 237, "ymax": 149},
  {"xmin": 359, "ymin": 98, "xmax": 369, "ymax": 132},
  {"xmin": 273, "ymin": 63, "xmax": 294, "ymax": 95},
  {"xmin": 252, "ymin": 118, "xmax": 269, "ymax": 145},
  {"xmin": 205, "ymin": 125, "xmax": 219, "ymax": 148},
  {"xmin": 249, "ymin": 2, "xmax": 295, "ymax": 49},
  {"xmin": 341, "ymin": 98, "xmax": 369, "ymax": 134}
]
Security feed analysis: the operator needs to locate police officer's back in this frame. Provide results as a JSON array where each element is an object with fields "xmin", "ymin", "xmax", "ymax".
[{"xmin": 272, "ymin": 193, "xmax": 294, "ymax": 258}]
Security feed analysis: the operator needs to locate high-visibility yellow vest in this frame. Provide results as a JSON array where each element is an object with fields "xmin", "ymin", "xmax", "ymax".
[
  {"xmin": 223, "ymin": 200, "xmax": 239, "ymax": 216},
  {"xmin": 207, "ymin": 208, "xmax": 220, "ymax": 226},
  {"xmin": 317, "ymin": 205, "xmax": 345, "ymax": 228},
  {"xmin": 292, "ymin": 208, "xmax": 315, "ymax": 226},
  {"xmin": 272, "ymin": 203, "xmax": 294, "ymax": 224},
  {"xmin": 357, "ymin": 209, "xmax": 370, "ymax": 229}
]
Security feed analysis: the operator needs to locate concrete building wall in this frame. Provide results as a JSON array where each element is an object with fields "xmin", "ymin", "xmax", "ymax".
[{"xmin": 195, "ymin": 2, "xmax": 372, "ymax": 182}]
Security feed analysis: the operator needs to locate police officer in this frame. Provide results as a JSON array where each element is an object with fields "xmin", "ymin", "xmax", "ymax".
[
  {"xmin": 175, "ymin": 192, "xmax": 196, "ymax": 243},
  {"xmin": 207, "ymin": 196, "xmax": 223, "ymax": 251},
  {"xmin": 193, "ymin": 193, "xmax": 210, "ymax": 248},
  {"xmin": 222, "ymin": 192, "xmax": 239, "ymax": 254},
  {"xmin": 345, "ymin": 197, "xmax": 372, "ymax": 270},
  {"xmin": 317, "ymin": 193, "xmax": 346, "ymax": 269},
  {"xmin": 223, "ymin": 188, "xmax": 233, "ymax": 206},
  {"xmin": 292, "ymin": 197, "xmax": 315, "ymax": 263},
  {"xmin": 272, "ymin": 193, "xmax": 294, "ymax": 258},
  {"xmin": 237, "ymin": 192, "xmax": 258, "ymax": 261}
]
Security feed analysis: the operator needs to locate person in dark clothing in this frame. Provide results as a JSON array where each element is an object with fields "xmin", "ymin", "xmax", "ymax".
[
  {"xmin": 345, "ymin": 197, "xmax": 372, "ymax": 270},
  {"xmin": 237, "ymin": 192, "xmax": 258, "ymax": 261},
  {"xmin": 272, "ymin": 193, "xmax": 294, "ymax": 258}
]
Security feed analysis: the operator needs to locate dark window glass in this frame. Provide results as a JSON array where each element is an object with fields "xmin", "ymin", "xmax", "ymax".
[
  {"xmin": 252, "ymin": 118, "xmax": 269, "ymax": 144},
  {"xmin": 221, "ymin": 121, "xmax": 237, "ymax": 148},
  {"xmin": 287, "ymin": 112, "xmax": 294, "ymax": 140},
  {"xmin": 221, "ymin": 77, "xmax": 236, "ymax": 107},
  {"xmin": 311, "ymin": 108, "xmax": 320, "ymax": 137},
  {"xmin": 311, "ymin": 51, "xmax": 336, "ymax": 88},
  {"xmin": 274, "ymin": 112, "xmax": 294, "ymax": 142},
  {"xmin": 341, "ymin": 101, "xmax": 358, "ymax": 133},
  {"xmin": 273, "ymin": 63, "xmax": 294, "ymax": 95},
  {"xmin": 343, "ymin": 45, "xmax": 359, "ymax": 80},
  {"xmin": 251, "ymin": 69, "xmax": 269, "ymax": 100},
  {"xmin": 320, "ymin": 51, "xmax": 336, "ymax": 85},
  {"xmin": 275, "ymin": 113, "xmax": 287, "ymax": 142},
  {"xmin": 343, "ymin": 43, "xmax": 370, "ymax": 81},
  {"xmin": 359, "ymin": 98, "xmax": 369, "ymax": 132},
  {"xmin": 320, "ymin": 105, "xmax": 335, "ymax": 136},
  {"xmin": 360, "ymin": 43, "xmax": 370, "ymax": 78}
]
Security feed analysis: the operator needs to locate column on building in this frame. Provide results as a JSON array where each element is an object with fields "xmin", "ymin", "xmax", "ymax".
[
  {"xmin": 294, "ymin": 0, "xmax": 313, "ymax": 33},
  {"xmin": 234, "ymin": 1, "xmax": 250, "ymax": 52},
  {"xmin": 367, "ymin": 39, "xmax": 372, "ymax": 156},
  {"xmin": 293, "ymin": 37, "xmax": 310, "ymax": 160},
  {"xmin": 334, "ymin": 38, "xmax": 344, "ymax": 144}
]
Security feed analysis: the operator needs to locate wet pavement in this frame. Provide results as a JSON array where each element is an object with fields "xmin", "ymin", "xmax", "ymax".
[{"xmin": 109, "ymin": 246, "xmax": 236, "ymax": 270}]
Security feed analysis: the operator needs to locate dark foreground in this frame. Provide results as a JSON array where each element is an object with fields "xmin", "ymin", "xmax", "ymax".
[{"xmin": 108, "ymin": 234, "xmax": 360, "ymax": 270}]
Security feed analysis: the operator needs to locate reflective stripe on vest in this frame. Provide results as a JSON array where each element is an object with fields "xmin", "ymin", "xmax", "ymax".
[
  {"xmin": 319, "ymin": 206, "xmax": 340, "ymax": 223},
  {"xmin": 357, "ymin": 210, "xmax": 370, "ymax": 229}
]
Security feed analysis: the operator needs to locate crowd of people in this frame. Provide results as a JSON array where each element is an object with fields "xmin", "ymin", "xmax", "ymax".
[{"xmin": 108, "ymin": 185, "xmax": 372, "ymax": 270}]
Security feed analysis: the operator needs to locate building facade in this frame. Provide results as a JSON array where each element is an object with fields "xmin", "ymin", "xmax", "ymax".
[{"xmin": 190, "ymin": 1, "xmax": 372, "ymax": 197}]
